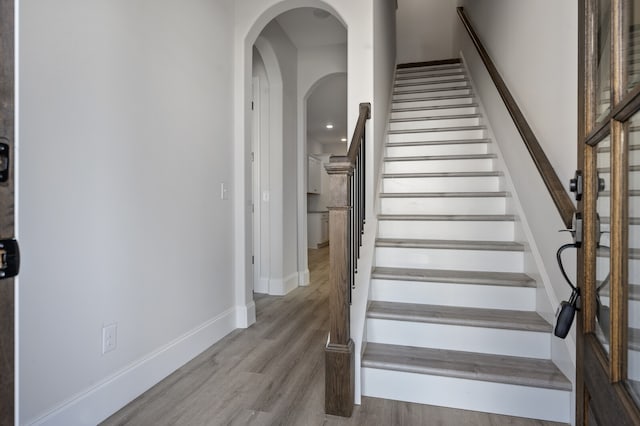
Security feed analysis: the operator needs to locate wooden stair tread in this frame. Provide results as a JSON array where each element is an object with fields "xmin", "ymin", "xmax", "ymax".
[
  {"xmin": 371, "ymin": 266, "xmax": 534, "ymax": 287},
  {"xmin": 362, "ymin": 343, "xmax": 572, "ymax": 391},
  {"xmin": 376, "ymin": 238, "xmax": 524, "ymax": 252},
  {"xmin": 388, "ymin": 125, "xmax": 486, "ymax": 135},
  {"xmin": 367, "ymin": 301, "xmax": 550, "ymax": 332},
  {"xmin": 379, "ymin": 191, "xmax": 510, "ymax": 198},
  {"xmin": 384, "ymin": 153, "xmax": 496, "ymax": 161}
]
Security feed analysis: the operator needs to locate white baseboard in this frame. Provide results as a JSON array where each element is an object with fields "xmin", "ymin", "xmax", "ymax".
[
  {"xmin": 27, "ymin": 308, "xmax": 237, "ymax": 426},
  {"xmin": 298, "ymin": 269, "xmax": 309, "ymax": 286},
  {"xmin": 256, "ymin": 277, "xmax": 270, "ymax": 294},
  {"xmin": 236, "ymin": 300, "xmax": 256, "ymax": 328},
  {"xmin": 269, "ymin": 272, "xmax": 298, "ymax": 296}
]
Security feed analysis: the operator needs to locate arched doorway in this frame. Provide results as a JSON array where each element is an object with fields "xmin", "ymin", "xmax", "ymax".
[{"xmin": 239, "ymin": 3, "xmax": 347, "ymax": 320}]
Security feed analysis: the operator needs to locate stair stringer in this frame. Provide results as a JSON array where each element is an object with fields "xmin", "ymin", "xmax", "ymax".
[{"xmin": 459, "ymin": 53, "xmax": 577, "ymax": 421}]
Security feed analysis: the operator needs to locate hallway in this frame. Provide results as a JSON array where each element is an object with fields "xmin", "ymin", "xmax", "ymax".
[{"xmin": 101, "ymin": 247, "xmax": 566, "ymax": 425}]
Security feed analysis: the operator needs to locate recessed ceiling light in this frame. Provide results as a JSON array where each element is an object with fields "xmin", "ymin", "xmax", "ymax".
[
  {"xmin": 325, "ymin": 123, "xmax": 334, "ymax": 129},
  {"xmin": 341, "ymin": 137, "xmax": 347, "ymax": 142}
]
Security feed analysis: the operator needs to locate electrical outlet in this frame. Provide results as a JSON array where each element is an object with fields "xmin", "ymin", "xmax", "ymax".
[{"xmin": 102, "ymin": 323, "xmax": 117, "ymax": 355}]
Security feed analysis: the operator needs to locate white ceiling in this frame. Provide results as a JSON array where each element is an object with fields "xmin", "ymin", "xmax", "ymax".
[
  {"xmin": 275, "ymin": 8, "xmax": 346, "ymax": 48},
  {"xmin": 306, "ymin": 74, "xmax": 347, "ymax": 146},
  {"xmin": 274, "ymin": 8, "xmax": 347, "ymax": 149}
]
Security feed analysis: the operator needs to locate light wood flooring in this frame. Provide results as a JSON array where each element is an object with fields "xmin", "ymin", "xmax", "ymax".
[{"xmin": 101, "ymin": 246, "xmax": 567, "ymax": 426}]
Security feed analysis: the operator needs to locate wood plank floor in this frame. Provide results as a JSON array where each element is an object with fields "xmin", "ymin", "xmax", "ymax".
[{"xmin": 101, "ymin": 246, "xmax": 567, "ymax": 426}]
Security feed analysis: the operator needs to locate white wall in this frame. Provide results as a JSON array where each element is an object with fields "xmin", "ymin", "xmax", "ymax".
[
  {"xmin": 455, "ymin": 2, "xmax": 578, "ymax": 422},
  {"xmin": 396, "ymin": 0, "xmax": 458, "ymax": 64},
  {"xmin": 252, "ymin": 49, "xmax": 272, "ymax": 294},
  {"xmin": 18, "ymin": 0, "xmax": 238, "ymax": 424},
  {"xmin": 459, "ymin": 1, "xmax": 577, "ymax": 188},
  {"xmin": 258, "ymin": 21, "xmax": 300, "ymax": 295},
  {"xmin": 373, "ymin": 0, "xmax": 397, "ymax": 193}
]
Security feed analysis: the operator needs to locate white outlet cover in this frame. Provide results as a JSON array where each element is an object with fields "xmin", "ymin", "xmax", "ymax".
[{"xmin": 102, "ymin": 323, "xmax": 117, "ymax": 355}]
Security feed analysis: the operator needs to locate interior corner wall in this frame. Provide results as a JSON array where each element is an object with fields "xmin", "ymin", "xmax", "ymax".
[
  {"xmin": 396, "ymin": 0, "xmax": 459, "ymax": 64},
  {"xmin": 18, "ymin": 1, "xmax": 236, "ymax": 424}
]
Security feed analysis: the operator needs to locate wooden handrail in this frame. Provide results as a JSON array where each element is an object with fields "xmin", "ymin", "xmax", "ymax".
[
  {"xmin": 324, "ymin": 102, "xmax": 370, "ymax": 417},
  {"xmin": 457, "ymin": 7, "xmax": 576, "ymax": 228}
]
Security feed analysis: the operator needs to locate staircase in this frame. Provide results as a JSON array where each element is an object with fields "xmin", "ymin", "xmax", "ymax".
[{"xmin": 360, "ymin": 61, "xmax": 572, "ymax": 423}]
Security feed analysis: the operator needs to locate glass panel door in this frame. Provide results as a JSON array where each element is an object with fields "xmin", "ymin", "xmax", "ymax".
[
  {"xmin": 627, "ymin": 112, "xmax": 640, "ymax": 403},
  {"xmin": 596, "ymin": 135, "xmax": 612, "ymax": 352}
]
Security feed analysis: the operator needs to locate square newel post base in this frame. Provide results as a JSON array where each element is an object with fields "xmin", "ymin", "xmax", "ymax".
[{"xmin": 325, "ymin": 339, "xmax": 355, "ymax": 417}]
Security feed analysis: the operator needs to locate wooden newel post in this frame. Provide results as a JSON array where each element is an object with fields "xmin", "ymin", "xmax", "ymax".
[{"xmin": 324, "ymin": 160, "xmax": 354, "ymax": 417}]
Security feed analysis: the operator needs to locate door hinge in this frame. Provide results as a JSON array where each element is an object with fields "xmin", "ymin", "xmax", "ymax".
[
  {"xmin": 251, "ymin": 152, "xmax": 254, "ymax": 162},
  {"xmin": 252, "ymin": 255, "xmax": 254, "ymax": 265},
  {"xmin": 251, "ymin": 101, "xmax": 254, "ymax": 110}
]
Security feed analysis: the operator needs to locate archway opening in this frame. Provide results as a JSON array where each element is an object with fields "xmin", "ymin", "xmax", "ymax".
[{"xmin": 248, "ymin": 6, "xmax": 347, "ymax": 304}]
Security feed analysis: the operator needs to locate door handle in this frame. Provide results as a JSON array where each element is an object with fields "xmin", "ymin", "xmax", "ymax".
[
  {"xmin": 0, "ymin": 238, "xmax": 20, "ymax": 279},
  {"xmin": 0, "ymin": 140, "xmax": 9, "ymax": 183}
]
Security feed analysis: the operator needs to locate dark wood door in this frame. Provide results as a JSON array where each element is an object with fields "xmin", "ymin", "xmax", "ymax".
[
  {"xmin": 0, "ymin": 0, "xmax": 15, "ymax": 423},
  {"xmin": 577, "ymin": 0, "xmax": 640, "ymax": 424}
]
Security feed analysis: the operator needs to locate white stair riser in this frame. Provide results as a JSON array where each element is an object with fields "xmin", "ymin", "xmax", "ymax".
[
  {"xmin": 395, "ymin": 74, "xmax": 466, "ymax": 85},
  {"xmin": 597, "ymin": 255, "xmax": 640, "ymax": 279},
  {"xmin": 370, "ymin": 279, "xmax": 536, "ymax": 310},
  {"xmin": 591, "ymin": 196, "xmax": 640, "ymax": 216},
  {"xmin": 388, "ymin": 128, "xmax": 485, "ymax": 143},
  {"xmin": 396, "ymin": 66, "xmax": 463, "ymax": 76},
  {"xmin": 383, "ymin": 176, "xmax": 501, "ymax": 193},
  {"xmin": 395, "ymin": 80, "xmax": 469, "ymax": 92},
  {"xmin": 394, "ymin": 88, "xmax": 471, "ymax": 100},
  {"xmin": 386, "ymin": 142, "xmax": 488, "ymax": 157},
  {"xmin": 384, "ymin": 158, "xmax": 494, "ymax": 173},
  {"xmin": 393, "ymin": 97, "xmax": 474, "ymax": 109},
  {"xmin": 597, "ymin": 149, "xmax": 640, "ymax": 166},
  {"xmin": 633, "ymin": 224, "xmax": 640, "ymax": 248},
  {"xmin": 361, "ymin": 369, "xmax": 570, "ymax": 423},
  {"xmin": 366, "ymin": 319, "xmax": 550, "ymax": 358},
  {"xmin": 391, "ymin": 106, "xmax": 478, "ymax": 119},
  {"xmin": 389, "ymin": 116, "xmax": 480, "ymax": 131},
  {"xmin": 377, "ymin": 219, "xmax": 514, "ymax": 241},
  {"xmin": 599, "ymin": 170, "xmax": 640, "ymax": 190},
  {"xmin": 380, "ymin": 197, "xmax": 507, "ymax": 215},
  {"xmin": 629, "ymin": 348, "xmax": 640, "ymax": 382},
  {"xmin": 599, "ymin": 296, "xmax": 640, "ymax": 328},
  {"xmin": 375, "ymin": 247, "xmax": 523, "ymax": 272}
]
